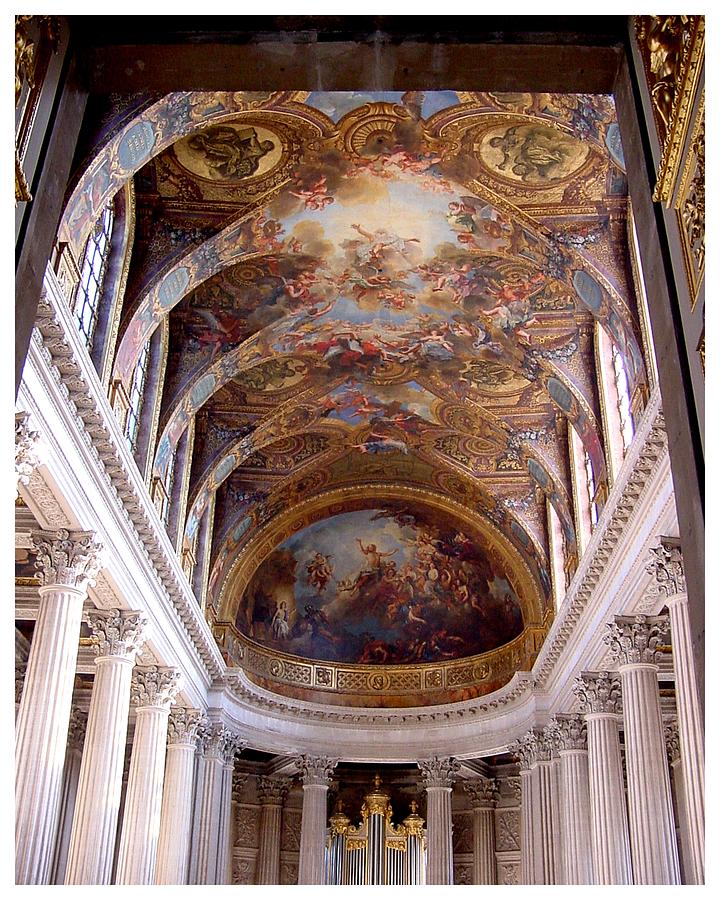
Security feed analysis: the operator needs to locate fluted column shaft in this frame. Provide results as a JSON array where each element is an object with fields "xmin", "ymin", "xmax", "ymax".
[
  {"xmin": 666, "ymin": 593, "xmax": 704, "ymax": 883},
  {"xmin": 620, "ymin": 662, "xmax": 680, "ymax": 883},
  {"xmin": 215, "ymin": 756, "xmax": 235, "ymax": 884},
  {"xmin": 15, "ymin": 529, "xmax": 102, "ymax": 885},
  {"xmin": 194, "ymin": 744, "xmax": 224, "ymax": 883},
  {"xmin": 51, "ymin": 710, "xmax": 87, "ymax": 884},
  {"xmin": 559, "ymin": 750, "xmax": 593, "ymax": 884},
  {"xmin": 419, "ymin": 757, "xmax": 459, "ymax": 885},
  {"xmin": 115, "ymin": 667, "xmax": 181, "ymax": 884},
  {"xmin": 155, "ymin": 710, "xmax": 203, "ymax": 884},
  {"xmin": 256, "ymin": 777, "xmax": 291, "ymax": 884},
  {"xmin": 464, "ymin": 779, "xmax": 497, "ymax": 884},
  {"xmin": 519, "ymin": 769, "xmax": 535, "ymax": 885},
  {"xmin": 64, "ymin": 610, "xmax": 147, "ymax": 884},
  {"xmin": 296, "ymin": 756, "xmax": 337, "ymax": 885},
  {"xmin": 533, "ymin": 760, "xmax": 558, "ymax": 884}
]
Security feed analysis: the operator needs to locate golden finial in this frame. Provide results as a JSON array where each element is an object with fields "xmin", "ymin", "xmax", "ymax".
[{"xmin": 373, "ymin": 773, "xmax": 382, "ymax": 790}]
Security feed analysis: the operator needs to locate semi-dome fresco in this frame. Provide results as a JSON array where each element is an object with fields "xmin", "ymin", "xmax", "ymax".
[
  {"xmin": 59, "ymin": 87, "xmax": 649, "ymax": 705},
  {"xmin": 235, "ymin": 505, "xmax": 525, "ymax": 665}
]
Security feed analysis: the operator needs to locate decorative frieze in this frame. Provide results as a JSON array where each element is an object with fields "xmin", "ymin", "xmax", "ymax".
[
  {"xmin": 257, "ymin": 775, "xmax": 292, "ymax": 806},
  {"xmin": 31, "ymin": 529, "xmax": 103, "ymax": 590},
  {"xmin": 573, "ymin": 671, "xmax": 623, "ymax": 714},
  {"xmin": 15, "ymin": 412, "xmax": 39, "ymax": 487},
  {"xmin": 130, "ymin": 666, "xmax": 182, "ymax": 710},
  {"xmin": 294, "ymin": 755, "xmax": 337, "ymax": 787},
  {"xmin": 235, "ymin": 804, "xmax": 261, "ymax": 849},
  {"xmin": 604, "ymin": 614, "xmax": 669, "ymax": 666},
  {"xmin": 86, "ymin": 609, "xmax": 148, "ymax": 660},
  {"xmin": 281, "ymin": 809, "xmax": 302, "ymax": 852},
  {"xmin": 495, "ymin": 810, "xmax": 521, "ymax": 852},
  {"xmin": 418, "ymin": 756, "xmax": 460, "ymax": 788},
  {"xmin": 647, "ymin": 537, "xmax": 686, "ymax": 598},
  {"xmin": 166, "ymin": 708, "xmax": 203, "ymax": 746}
]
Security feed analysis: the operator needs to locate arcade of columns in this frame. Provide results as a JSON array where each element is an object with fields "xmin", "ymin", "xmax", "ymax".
[{"xmin": 15, "ymin": 429, "xmax": 703, "ymax": 884}]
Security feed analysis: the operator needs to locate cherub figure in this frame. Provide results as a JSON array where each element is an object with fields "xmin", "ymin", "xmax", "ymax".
[{"xmin": 306, "ymin": 552, "xmax": 334, "ymax": 593}]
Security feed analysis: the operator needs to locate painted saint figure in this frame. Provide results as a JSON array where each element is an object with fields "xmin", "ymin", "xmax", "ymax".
[{"xmin": 270, "ymin": 601, "xmax": 290, "ymax": 641}]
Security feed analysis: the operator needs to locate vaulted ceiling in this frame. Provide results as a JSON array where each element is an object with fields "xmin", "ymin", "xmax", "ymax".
[{"xmin": 64, "ymin": 90, "xmax": 645, "ymax": 704}]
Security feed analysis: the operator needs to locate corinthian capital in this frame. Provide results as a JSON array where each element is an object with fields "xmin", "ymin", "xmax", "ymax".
[
  {"xmin": 508, "ymin": 734, "xmax": 535, "ymax": 772},
  {"xmin": 294, "ymin": 755, "xmax": 338, "ymax": 787},
  {"xmin": 167, "ymin": 708, "xmax": 204, "ymax": 746},
  {"xmin": 222, "ymin": 731, "xmax": 246, "ymax": 766},
  {"xmin": 418, "ymin": 756, "xmax": 460, "ymax": 788},
  {"xmin": 87, "ymin": 609, "xmax": 148, "ymax": 660},
  {"xmin": 232, "ymin": 770, "xmax": 249, "ymax": 802},
  {"xmin": 647, "ymin": 537, "xmax": 686, "ymax": 599},
  {"xmin": 574, "ymin": 671, "xmax": 622, "ymax": 714},
  {"xmin": 130, "ymin": 666, "xmax": 183, "ymax": 710},
  {"xmin": 15, "ymin": 412, "xmax": 39, "ymax": 487},
  {"xmin": 257, "ymin": 775, "xmax": 293, "ymax": 805},
  {"xmin": 463, "ymin": 777, "xmax": 498, "ymax": 808},
  {"xmin": 604, "ymin": 614, "xmax": 669, "ymax": 666},
  {"xmin": 32, "ymin": 529, "xmax": 104, "ymax": 591},
  {"xmin": 547, "ymin": 714, "xmax": 587, "ymax": 752}
]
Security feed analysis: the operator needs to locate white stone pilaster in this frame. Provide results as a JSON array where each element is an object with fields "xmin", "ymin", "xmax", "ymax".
[
  {"xmin": 155, "ymin": 709, "xmax": 204, "ymax": 884},
  {"xmin": 216, "ymin": 732, "xmax": 244, "ymax": 884},
  {"xmin": 418, "ymin": 756, "xmax": 459, "ymax": 885},
  {"xmin": 64, "ymin": 609, "xmax": 148, "ymax": 884},
  {"xmin": 463, "ymin": 778, "xmax": 497, "ymax": 884},
  {"xmin": 51, "ymin": 708, "xmax": 87, "ymax": 884},
  {"xmin": 256, "ymin": 776, "xmax": 292, "ymax": 884},
  {"xmin": 529, "ymin": 730, "xmax": 560, "ymax": 886},
  {"xmin": 15, "ymin": 529, "xmax": 103, "ymax": 885},
  {"xmin": 510, "ymin": 736, "xmax": 536, "ymax": 885},
  {"xmin": 606, "ymin": 615, "xmax": 681, "ymax": 884},
  {"xmin": 648, "ymin": 539, "xmax": 704, "ymax": 883},
  {"xmin": 574, "ymin": 672, "xmax": 632, "ymax": 884},
  {"xmin": 115, "ymin": 666, "xmax": 182, "ymax": 884},
  {"xmin": 296, "ymin": 755, "xmax": 337, "ymax": 885}
]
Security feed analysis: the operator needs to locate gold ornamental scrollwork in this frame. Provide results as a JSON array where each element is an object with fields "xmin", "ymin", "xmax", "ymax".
[
  {"xmin": 634, "ymin": 15, "xmax": 704, "ymax": 206},
  {"xmin": 674, "ymin": 92, "xmax": 704, "ymax": 306}
]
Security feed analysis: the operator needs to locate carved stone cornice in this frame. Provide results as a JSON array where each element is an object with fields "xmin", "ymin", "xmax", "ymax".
[
  {"xmin": 547, "ymin": 714, "xmax": 587, "ymax": 752},
  {"xmin": 257, "ymin": 775, "xmax": 293, "ymax": 805},
  {"xmin": 294, "ymin": 755, "xmax": 337, "ymax": 787},
  {"xmin": 604, "ymin": 614, "xmax": 669, "ymax": 666},
  {"xmin": 130, "ymin": 665, "xmax": 182, "ymax": 710},
  {"xmin": 15, "ymin": 411, "xmax": 39, "ymax": 487},
  {"xmin": 232, "ymin": 770, "xmax": 249, "ymax": 802},
  {"xmin": 573, "ymin": 671, "xmax": 623, "ymax": 715},
  {"xmin": 532, "ymin": 394, "xmax": 667, "ymax": 688},
  {"xmin": 31, "ymin": 528, "xmax": 103, "ymax": 591},
  {"xmin": 166, "ymin": 708, "xmax": 203, "ymax": 746},
  {"xmin": 418, "ymin": 756, "xmax": 460, "ymax": 788},
  {"xmin": 647, "ymin": 537, "xmax": 686, "ymax": 599},
  {"xmin": 87, "ymin": 609, "xmax": 148, "ymax": 661},
  {"xmin": 67, "ymin": 707, "xmax": 88, "ymax": 750},
  {"xmin": 664, "ymin": 719, "xmax": 681, "ymax": 764},
  {"xmin": 463, "ymin": 777, "xmax": 498, "ymax": 808}
]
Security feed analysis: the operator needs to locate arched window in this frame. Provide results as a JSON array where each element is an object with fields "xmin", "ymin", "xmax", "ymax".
[
  {"xmin": 612, "ymin": 342, "xmax": 636, "ymax": 451},
  {"xmin": 124, "ymin": 339, "xmax": 150, "ymax": 453},
  {"xmin": 74, "ymin": 203, "xmax": 114, "ymax": 349}
]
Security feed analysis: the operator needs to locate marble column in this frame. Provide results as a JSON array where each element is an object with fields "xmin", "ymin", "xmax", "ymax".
[
  {"xmin": 64, "ymin": 609, "xmax": 148, "ymax": 884},
  {"xmin": 463, "ymin": 778, "xmax": 497, "ymax": 884},
  {"xmin": 186, "ymin": 718, "xmax": 210, "ymax": 885},
  {"xmin": 510, "ymin": 736, "xmax": 536, "ymax": 885},
  {"xmin": 216, "ymin": 732, "xmax": 245, "ymax": 885},
  {"xmin": 115, "ymin": 666, "xmax": 183, "ymax": 884},
  {"xmin": 15, "ymin": 529, "xmax": 103, "ymax": 884},
  {"xmin": 606, "ymin": 615, "xmax": 681, "ymax": 884},
  {"xmin": 648, "ymin": 539, "xmax": 704, "ymax": 883},
  {"xmin": 665, "ymin": 719, "xmax": 691, "ymax": 882},
  {"xmin": 155, "ymin": 709, "xmax": 204, "ymax": 884},
  {"xmin": 296, "ymin": 756, "xmax": 337, "ymax": 885},
  {"xmin": 256, "ymin": 776, "xmax": 292, "ymax": 884},
  {"xmin": 574, "ymin": 672, "xmax": 632, "ymax": 884},
  {"xmin": 51, "ymin": 708, "xmax": 88, "ymax": 884},
  {"xmin": 419, "ymin": 756, "xmax": 460, "ymax": 885},
  {"xmin": 547, "ymin": 715, "xmax": 594, "ymax": 884},
  {"xmin": 527, "ymin": 730, "xmax": 560, "ymax": 885},
  {"xmin": 193, "ymin": 724, "xmax": 235, "ymax": 884}
]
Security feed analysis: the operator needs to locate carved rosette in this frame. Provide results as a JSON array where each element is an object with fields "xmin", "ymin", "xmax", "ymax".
[
  {"xmin": 573, "ymin": 671, "xmax": 623, "ymax": 715},
  {"xmin": 664, "ymin": 719, "xmax": 681, "ymax": 764},
  {"xmin": 294, "ymin": 755, "xmax": 338, "ymax": 787},
  {"xmin": 547, "ymin": 714, "xmax": 588, "ymax": 752},
  {"xmin": 647, "ymin": 538, "xmax": 686, "ymax": 599},
  {"xmin": 67, "ymin": 707, "xmax": 88, "ymax": 750},
  {"xmin": 87, "ymin": 609, "xmax": 148, "ymax": 660},
  {"xmin": 130, "ymin": 665, "xmax": 182, "ymax": 710},
  {"xmin": 463, "ymin": 777, "xmax": 498, "ymax": 808},
  {"xmin": 604, "ymin": 614, "xmax": 669, "ymax": 666},
  {"xmin": 232, "ymin": 770, "xmax": 249, "ymax": 802},
  {"xmin": 257, "ymin": 775, "xmax": 293, "ymax": 806},
  {"xmin": 166, "ymin": 708, "xmax": 203, "ymax": 746},
  {"xmin": 15, "ymin": 412, "xmax": 39, "ymax": 486},
  {"xmin": 32, "ymin": 529, "xmax": 104, "ymax": 591},
  {"xmin": 418, "ymin": 756, "xmax": 460, "ymax": 788}
]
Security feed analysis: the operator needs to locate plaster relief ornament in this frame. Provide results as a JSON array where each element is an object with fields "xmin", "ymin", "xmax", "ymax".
[
  {"xmin": 130, "ymin": 666, "xmax": 183, "ymax": 710},
  {"xmin": 573, "ymin": 671, "xmax": 623, "ymax": 715},
  {"xmin": 418, "ymin": 756, "xmax": 460, "ymax": 788},
  {"xmin": 15, "ymin": 411, "xmax": 39, "ymax": 487},
  {"xmin": 546, "ymin": 714, "xmax": 587, "ymax": 752},
  {"xmin": 67, "ymin": 707, "xmax": 88, "ymax": 750},
  {"xmin": 86, "ymin": 609, "xmax": 149, "ymax": 660},
  {"xmin": 31, "ymin": 529, "xmax": 104, "ymax": 591},
  {"xmin": 604, "ymin": 614, "xmax": 669, "ymax": 666},
  {"xmin": 647, "ymin": 537, "xmax": 686, "ymax": 598},
  {"xmin": 257, "ymin": 775, "xmax": 293, "ymax": 805},
  {"xmin": 294, "ymin": 755, "xmax": 338, "ymax": 787},
  {"xmin": 232, "ymin": 770, "xmax": 249, "ymax": 803},
  {"xmin": 166, "ymin": 708, "xmax": 204, "ymax": 746},
  {"xmin": 463, "ymin": 777, "xmax": 499, "ymax": 808}
]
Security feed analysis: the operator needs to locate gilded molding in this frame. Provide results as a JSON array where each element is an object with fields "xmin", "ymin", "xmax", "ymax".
[{"xmin": 674, "ymin": 92, "xmax": 704, "ymax": 306}]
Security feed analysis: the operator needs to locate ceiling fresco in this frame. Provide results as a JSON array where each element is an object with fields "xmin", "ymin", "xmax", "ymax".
[{"xmin": 61, "ymin": 90, "xmax": 647, "ymax": 706}]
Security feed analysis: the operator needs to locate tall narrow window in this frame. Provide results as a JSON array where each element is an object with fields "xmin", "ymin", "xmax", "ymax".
[
  {"xmin": 584, "ymin": 450, "xmax": 599, "ymax": 527},
  {"xmin": 124, "ymin": 339, "xmax": 150, "ymax": 453},
  {"xmin": 611, "ymin": 342, "xmax": 635, "ymax": 451},
  {"xmin": 161, "ymin": 446, "xmax": 176, "ymax": 526},
  {"xmin": 74, "ymin": 203, "xmax": 114, "ymax": 349}
]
